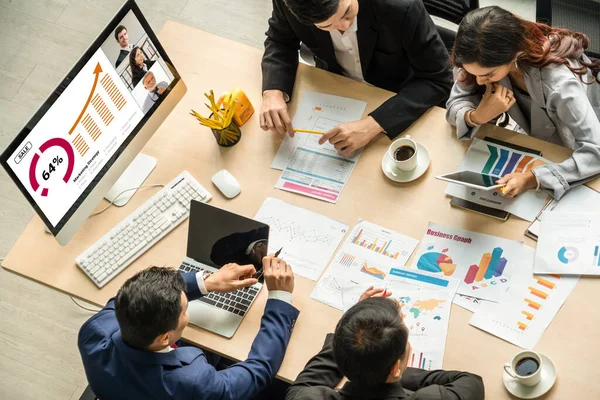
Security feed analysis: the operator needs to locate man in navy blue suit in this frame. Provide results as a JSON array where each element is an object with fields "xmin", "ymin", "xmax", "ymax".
[{"xmin": 78, "ymin": 254, "xmax": 298, "ymax": 399}]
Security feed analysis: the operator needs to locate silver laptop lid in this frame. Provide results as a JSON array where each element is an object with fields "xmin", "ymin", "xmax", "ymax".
[{"xmin": 187, "ymin": 200, "xmax": 269, "ymax": 280}]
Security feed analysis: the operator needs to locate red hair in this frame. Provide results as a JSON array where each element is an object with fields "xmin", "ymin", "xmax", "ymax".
[{"xmin": 451, "ymin": 7, "xmax": 600, "ymax": 86}]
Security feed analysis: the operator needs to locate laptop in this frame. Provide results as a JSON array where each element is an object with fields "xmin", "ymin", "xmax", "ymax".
[{"xmin": 178, "ymin": 200, "xmax": 268, "ymax": 338}]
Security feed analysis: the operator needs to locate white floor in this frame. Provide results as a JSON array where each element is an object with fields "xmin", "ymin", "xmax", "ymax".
[{"xmin": 0, "ymin": 1, "xmax": 535, "ymax": 398}]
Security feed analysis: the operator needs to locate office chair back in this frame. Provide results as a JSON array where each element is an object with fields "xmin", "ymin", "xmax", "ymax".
[
  {"xmin": 423, "ymin": 0, "xmax": 479, "ymax": 24},
  {"xmin": 536, "ymin": 0, "xmax": 600, "ymax": 58},
  {"xmin": 422, "ymin": 0, "xmax": 480, "ymax": 52}
]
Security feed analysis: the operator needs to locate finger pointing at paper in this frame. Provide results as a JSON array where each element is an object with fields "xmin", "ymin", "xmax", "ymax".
[{"xmin": 318, "ymin": 116, "xmax": 384, "ymax": 156}]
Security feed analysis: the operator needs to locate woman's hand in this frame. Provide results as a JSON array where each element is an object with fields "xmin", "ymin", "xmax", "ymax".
[
  {"xmin": 471, "ymin": 83, "xmax": 517, "ymax": 125},
  {"xmin": 497, "ymin": 172, "xmax": 538, "ymax": 197}
]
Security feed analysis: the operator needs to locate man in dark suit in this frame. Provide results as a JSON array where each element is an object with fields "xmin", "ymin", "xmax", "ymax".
[
  {"xmin": 286, "ymin": 289, "xmax": 484, "ymax": 400},
  {"xmin": 114, "ymin": 24, "xmax": 132, "ymax": 68},
  {"xmin": 78, "ymin": 255, "xmax": 298, "ymax": 400},
  {"xmin": 261, "ymin": 0, "xmax": 452, "ymax": 155}
]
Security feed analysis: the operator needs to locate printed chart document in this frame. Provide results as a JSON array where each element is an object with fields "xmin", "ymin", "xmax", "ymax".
[
  {"xmin": 275, "ymin": 148, "xmax": 358, "ymax": 203},
  {"xmin": 470, "ymin": 246, "xmax": 579, "ymax": 349},
  {"xmin": 342, "ymin": 286, "xmax": 454, "ymax": 371},
  {"xmin": 271, "ymin": 92, "xmax": 367, "ymax": 170},
  {"xmin": 453, "ymin": 294, "xmax": 485, "ymax": 313},
  {"xmin": 445, "ymin": 138, "xmax": 549, "ymax": 221},
  {"xmin": 412, "ymin": 222, "xmax": 523, "ymax": 302},
  {"xmin": 534, "ymin": 212, "xmax": 600, "ymax": 275},
  {"xmin": 527, "ymin": 186, "xmax": 600, "ymax": 239},
  {"xmin": 311, "ymin": 220, "xmax": 419, "ymax": 310},
  {"xmin": 254, "ymin": 197, "xmax": 349, "ymax": 281}
]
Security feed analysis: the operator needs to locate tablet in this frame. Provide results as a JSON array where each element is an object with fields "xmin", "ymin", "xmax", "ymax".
[{"xmin": 436, "ymin": 171, "xmax": 505, "ymax": 191}]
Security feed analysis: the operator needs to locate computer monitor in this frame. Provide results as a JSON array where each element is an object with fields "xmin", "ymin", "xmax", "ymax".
[{"xmin": 0, "ymin": 0, "xmax": 186, "ymax": 245}]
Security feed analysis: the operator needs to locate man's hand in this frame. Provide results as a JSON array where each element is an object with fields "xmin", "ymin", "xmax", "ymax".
[
  {"xmin": 318, "ymin": 116, "xmax": 383, "ymax": 156},
  {"xmin": 263, "ymin": 254, "xmax": 294, "ymax": 293},
  {"xmin": 496, "ymin": 172, "xmax": 538, "ymax": 198},
  {"xmin": 260, "ymin": 90, "xmax": 294, "ymax": 137},
  {"xmin": 204, "ymin": 263, "xmax": 258, "ymax": 293},
  {"xmin": 358, "ymin": 285, "xmax": 393, "ymax": 302},
  {"xmin": 471, "ymin": 83, "xmax": 516, "ymax": 125}
]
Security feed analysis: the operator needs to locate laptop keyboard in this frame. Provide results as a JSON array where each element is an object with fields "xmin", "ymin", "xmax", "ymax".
[{"xmin": 178, "ymin": 262, "xmax": 260, "ymax": 316}]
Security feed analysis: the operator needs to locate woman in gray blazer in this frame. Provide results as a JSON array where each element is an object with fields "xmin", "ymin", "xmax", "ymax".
[{"xmin": 446, "ymin": 6, "xmax": 600, "ymax": 199}]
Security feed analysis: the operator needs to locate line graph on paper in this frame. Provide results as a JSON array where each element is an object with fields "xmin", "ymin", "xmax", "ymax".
[
  {"xmin": 260, "ymin": 216, "xmax": 338, "ymax": 247},
  {"xmin": 254, "ymin": 198, "xmax": 349, "ymax": 281}
]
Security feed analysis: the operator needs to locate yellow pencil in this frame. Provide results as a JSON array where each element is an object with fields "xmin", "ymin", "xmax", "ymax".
[{"xmin": 294, "ymin": 128, "xmax": 324, "ymax": 135}]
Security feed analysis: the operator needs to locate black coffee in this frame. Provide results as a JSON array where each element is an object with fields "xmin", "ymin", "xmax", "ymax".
[
  {"xmin": 394, "ymin": 145, "xmax": 415, "ymax": 161},
  {"xmin": 515, "ymin": 357, "xmax": 539, "ymax": 376}
]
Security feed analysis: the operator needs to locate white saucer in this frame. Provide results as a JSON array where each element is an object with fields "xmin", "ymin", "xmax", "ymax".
[
  {"xmin": 381, "ymin": 143, "xmax": 431, "ymax": 183},
  {"xmin": 503, "ymin": 354, "xmax": 557, "ymax": 399}
]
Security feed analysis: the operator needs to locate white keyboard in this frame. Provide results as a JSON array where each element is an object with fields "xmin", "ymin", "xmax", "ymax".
[{"xmin": 76, "ymin": 171, "xmax": 211, "ymax": 288}]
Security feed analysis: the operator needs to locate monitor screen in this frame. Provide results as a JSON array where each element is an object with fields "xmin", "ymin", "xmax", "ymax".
[
  {"xmin": 187, "ymin": 201, "xmax": 270, "ymax": 280},
  {"xmin": 0, "ymin": 1, "xmax": 180, "ymax": 234}
]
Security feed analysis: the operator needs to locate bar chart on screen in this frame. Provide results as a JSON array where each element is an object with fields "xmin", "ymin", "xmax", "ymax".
[
  {"xmin": 444, "ymin": 139, "xmax": 550, "ymax": 221},
  {"xmin": 481, "ymin": 144, "xmax": 546, "ymax": 177}
]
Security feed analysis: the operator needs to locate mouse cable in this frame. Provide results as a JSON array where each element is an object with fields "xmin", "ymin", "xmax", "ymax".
[
  {"xmin": 70, "ymin": 296, "xmax": 101, "ymax": 312},
  {"xmin": 89, "ymin": 183, "xmax": 165, "ymax": 217}
]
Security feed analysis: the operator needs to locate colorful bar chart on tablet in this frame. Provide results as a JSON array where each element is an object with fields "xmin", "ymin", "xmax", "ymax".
[
  {"xmin": 445, "ymin": 139, "xmax": 550, "ymax": 221},
  {"xmin": 482, "ymin": 144, "xmax": 546, "ymax": 177}
]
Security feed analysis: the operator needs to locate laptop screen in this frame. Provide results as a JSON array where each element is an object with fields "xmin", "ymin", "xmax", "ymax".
[{"xmin": 187, "ymin": 200, "xmax": 269, "ymax": 279}]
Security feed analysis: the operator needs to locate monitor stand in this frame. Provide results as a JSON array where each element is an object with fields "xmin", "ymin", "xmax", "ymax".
[{"xmin": 104, "ymin": 153, "xmax": 157, "ymax": 206}]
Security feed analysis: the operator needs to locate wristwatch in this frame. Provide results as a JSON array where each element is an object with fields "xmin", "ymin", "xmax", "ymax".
[{"xmin": 201, "ymin": 269, "xmax": 212, "ymax": 281}]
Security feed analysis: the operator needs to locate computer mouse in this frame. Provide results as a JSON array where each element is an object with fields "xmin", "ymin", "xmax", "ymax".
[{"xmin": 211, "ymin": 169, "xmax": 241, "ymax": 198}]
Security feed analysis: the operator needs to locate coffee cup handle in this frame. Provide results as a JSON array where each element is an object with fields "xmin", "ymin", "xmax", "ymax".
[{"xmin": 504, "ymin": 363, "xmax": 517, "ymax": 379}]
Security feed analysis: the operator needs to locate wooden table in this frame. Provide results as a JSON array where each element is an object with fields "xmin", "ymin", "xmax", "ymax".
[{"xmin": 3, "ymin": 21, "xmax": 600, "ymax": 399}]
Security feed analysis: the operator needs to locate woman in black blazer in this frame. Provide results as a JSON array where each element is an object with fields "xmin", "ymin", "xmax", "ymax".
[{"xmin": 129, "ymin": 46, "xmax": 154, "ymax": 87}]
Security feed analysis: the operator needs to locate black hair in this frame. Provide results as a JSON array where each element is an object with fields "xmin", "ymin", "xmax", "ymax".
[
  {"xmin": 283, "ymin": 0, "xmax": 340, "ymax": 25},
  {"xmin": 114, "ymin": 25, "xmax": 127, "ymax": 41},
  {"xmin": 333, "ymin": 297, "xmax": 409, "ymax": 386},
  {"xmin": 115, "ymin": 266, "xmax": 185, "ymax": 349},
  {"xmin": 129, "ymin": 47, "xmax": 143, "ymax": 75}
]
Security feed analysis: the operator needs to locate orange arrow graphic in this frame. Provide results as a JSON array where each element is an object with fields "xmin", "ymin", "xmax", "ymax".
[{"xmin": 69, "ymin": 63, "xmax": 103, "ymax": 135}]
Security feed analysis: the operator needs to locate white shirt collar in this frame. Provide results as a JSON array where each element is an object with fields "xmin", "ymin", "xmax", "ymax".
[{"xmin": 154, "ymin": 345, "xmax": 173, "ymax": 353}]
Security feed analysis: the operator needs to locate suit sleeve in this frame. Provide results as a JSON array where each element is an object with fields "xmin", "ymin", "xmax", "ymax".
[
  {"xmin": 182, "ymin": 272, "xmax": 204, "ymax": 301},
  {"xmin": 193, "ymin": 299, "xmax": 300, "ymax": 400},
  {"xmin": 445, "ymin": 68, "xmax": 485, "ymax": 140},
  {"xmin": 286, "ymin": 334, "xmax": 343, "ymax": 399},
  {"xmin": 261, "ymin": 0, "xmax": 301, "ymax": 98},
  {"xmin": 533, "ymin": 72, "xmax": 600, "ymax": 199},
  {"xmin": 400, "ymin": 368, "xmax": 485, "ymax": 400},
  {"xmin": 369, "ymin": 0, "xmax": 452, "ymax": 139},
  {"xmin": 77, "ymin": 298, "xmax": 120, "ymax": 359}
]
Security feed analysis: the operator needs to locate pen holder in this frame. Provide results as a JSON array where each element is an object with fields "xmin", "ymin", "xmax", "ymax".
[{"xmin": 210, "ymin": 114, "xmax": 242, "ymax": 147}]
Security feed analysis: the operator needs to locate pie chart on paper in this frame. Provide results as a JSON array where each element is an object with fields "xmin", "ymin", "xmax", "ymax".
[{"xmin": 557, "ymin": 246, "xmax": 579, "ymax": 264}]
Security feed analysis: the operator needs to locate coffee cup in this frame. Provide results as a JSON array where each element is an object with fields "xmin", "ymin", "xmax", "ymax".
[
  {"xmin": 387, "ymin": 135, "xmax": 419, "ymax": 172},
  {"xmin": 504, "ymin": 351, "xmax": 542, "ymax": 387}
]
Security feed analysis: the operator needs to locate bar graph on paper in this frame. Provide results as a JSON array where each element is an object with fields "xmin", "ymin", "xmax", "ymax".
[
  {"xmin": 350, "ymin": 227, "xmax": 409, "ymax": 260},
  {"xmin": 409, "ymin": 351, "xmax": 438, "ymax": 370},
  {"xmin": 517, "ymin": 274, "xmax": 563, "ymax": 331}
]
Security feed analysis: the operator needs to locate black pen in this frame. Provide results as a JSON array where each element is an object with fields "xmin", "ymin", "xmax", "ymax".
[
  {"xmin": 274, "ymin": 247, "xmax": 283, "ymax": 257},
  {"xmin": 255, "ymin": 247, "xmax": 284, "ymax": 280}
]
